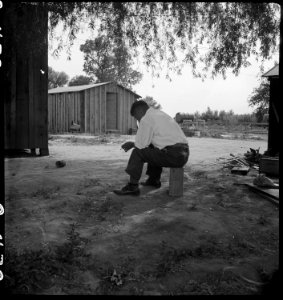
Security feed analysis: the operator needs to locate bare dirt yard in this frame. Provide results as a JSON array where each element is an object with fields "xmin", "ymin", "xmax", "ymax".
[{"xmin": 4, "ymin": 134, "xmax": 279, "ymax": 295}]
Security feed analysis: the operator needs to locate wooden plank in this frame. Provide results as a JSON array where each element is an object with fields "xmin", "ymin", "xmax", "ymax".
[
  {"xmin": 95, "ymin": 87, "xmax": 100, "ymax": 134},
  {"xmin": 169, "ymin": 168, "xmax": 184, "ymax": 197},
  {"xmin": 65, "ymin": 94, "xmax": 67, "ymax": 132},
  {"xmin": 39, "ymin": 7, "xmax": 49, "ymax": 151},
  {"xmin": 53, "ymin": 94, "xmax": 55, "ymax": 132},
  {"xmin": 73, "ymin": 93, "xmax": 76, "ymax": 124},
  {"xmin": 99, "ymin": 87, "xmax": 102, "ymax": 134},
  {"xmin": 59, "ymin": 95, "xmax": 62, "ymax": 133},
  {"xmin": 47, "ymin": 95, "xmax": 50, "ymax": 133},
  {"xmin": 106, "ymin": 92, "xmax": 118, "ymax": 130},
  {"xmin": 55, "ymin": 95, "xmax": 58, "ymax": 133},
  {"xmin": 16, "ymin": 54, "xmax": 29, "ymax": 149},
  {"xmin": 70, "ymin": 93, "xmax": 74, "ymax": 127},
  {"xmin": 10, "ymin": 53, "xmax": 17, "ymax": 148},
  {"xmin": 75, "ymin": 93, "xmax": 78, "ymax": 123},
  {"xmin": 245, "ymin": 184, "xmax": 279, "ymax": 206},
  {"xmin": 62, "ymin": 94, "xmax": 64, "ymax": 132},
  {"xmin": 62, "ymin": 93, "xmax": 65, "ymax": 132},
  {"xmin": 49, "ymin": 96, "xmax": 52, "ymax": 135},
  {"xmin": 53, "ymin": 94, "xmax": 55, "ymax": 133},
  {"xmin": 101, "ymin": 85, "xmax": 106, "ymax": 133},
  {"xmin": 57, "ymin": 95, "xmax": 60, "ymax": 133},
  {"xmin": 53, "ymin": 96, "xmax": 56, "ymax": 133},
  {"xmin": 62, "ymin": 95, "xmax": 64, "ymax": 133},
  {"xmin": 89, "ymin": 88, "xmax": 94, "ymax": 134},
  {"xmin": 28, "ymin": 54, "xmax": 36, "ymax": 148},
  {"xmin": 80, "ymin": 92, "xmax": 85, "ymax": 132},
  {"xmin": 231, "ymin": 166, "xmax": 250, "ymax": 175},
  {"xmin": 67, "ymin": 93, "xmax": 70, "ymax": 132},
  {"xmin": 57, "ymin": 94, "xmax": 59, "ymax": 133},
  {"xmin": 127, "ymin": 92, "xmax": 131, "ymax": 133},
  {"xmin": 77, "ymin": 93, "xmax": 80, "ymax": 125},
  {"xmin": 84, "ymin": 89, "xmax": 90, "ymax": 133},
  {"xmin": 65, "ymin": 93, "xmax": 68, "ymax": 132},
  {"xmin": 117, "ymin": 87, "xmax": 122, "ymax": 132}
]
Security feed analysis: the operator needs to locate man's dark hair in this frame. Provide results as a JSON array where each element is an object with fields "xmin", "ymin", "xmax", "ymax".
[{"xmin": 130, "ymin": 100, "xmax": 149, "ymax": 116}]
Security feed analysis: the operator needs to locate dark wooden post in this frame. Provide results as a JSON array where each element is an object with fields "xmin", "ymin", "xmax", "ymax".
[
  {"xmin": 3, "ymin": 3, "xmax": 49, "ymax": 156},
  {"xmin": 169, "ymin": 168, "xmax": 184, "ymax": 197}
]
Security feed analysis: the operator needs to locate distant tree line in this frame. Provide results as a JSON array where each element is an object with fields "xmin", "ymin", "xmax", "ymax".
[{"xmin": 175, "ymin": 107, "xmax": 259, "ymax": 125}]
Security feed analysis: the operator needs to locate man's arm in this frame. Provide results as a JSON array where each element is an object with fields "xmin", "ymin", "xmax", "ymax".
[
  {"xmin": 121, "ymin": 116, "xmax": 154, "ymax": 152},
  {"xmin": 121, "ymin": 141, "xmax": 135, "ymax": 152},
  {"xmin": 134, "ymin": 118, "xmax": 154, "ymax": 149}
]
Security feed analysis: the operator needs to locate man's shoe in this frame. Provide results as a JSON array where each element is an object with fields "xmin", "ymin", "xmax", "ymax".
[
  {"xmin": 140, "ymin": 178, "xmax": 161, "ymax": 188},
  {"xmin": 113, "ymin": 183, "xmax": 140, "ymax": 196}
]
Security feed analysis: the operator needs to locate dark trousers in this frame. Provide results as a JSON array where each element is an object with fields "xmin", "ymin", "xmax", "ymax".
[{"xmin": 125, "ymin": 143, "xmax": 189, "ymax": 182}]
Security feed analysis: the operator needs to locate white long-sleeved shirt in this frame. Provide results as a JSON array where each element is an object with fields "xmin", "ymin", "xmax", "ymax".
[{"xmin": 135, "ymin": 108, "xmax": 188, "ymax": 150}]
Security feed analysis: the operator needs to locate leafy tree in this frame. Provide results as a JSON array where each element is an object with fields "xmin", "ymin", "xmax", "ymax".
[
  {"xmin": 68, "ymin": 75, "xmax": 94, "ymax": 86},
  {"xmin": 80, "ymin": 35, "xmax": 143, "ymax": 89},
  {"xmin": 201, "ymin": 107, "xmax": 214, "ymax": 121},
  {"xmin": 46, "ymin": 2, "xmax": 280, "ymax": 79},
  {"xmin": 142, "ymin": 96, "xmax": 162, "ymax": 110},
  {"xmin": 248, "ymin": 79, "xmax": 270, "ymax": 122},
  {"xmin": 48, "ymin": 66, "xmax": 69, "ymax": 89}
]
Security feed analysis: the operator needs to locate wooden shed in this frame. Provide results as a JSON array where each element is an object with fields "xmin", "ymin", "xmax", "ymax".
[
  {"xmin": 3, "ymin": 3, "xmax": 49, "ymax": 155},
  {"xmin": 48, "ymin": 82, "xmax": 141, "ymax": 134},
  {"xmin": 262, "ymin": 64, "xmax": 279, "ymax": 156}
]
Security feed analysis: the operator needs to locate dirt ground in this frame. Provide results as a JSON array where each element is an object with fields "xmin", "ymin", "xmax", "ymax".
[{"xmin": 4, "ymin": 135, "xmax": 279, "ymax": 295}]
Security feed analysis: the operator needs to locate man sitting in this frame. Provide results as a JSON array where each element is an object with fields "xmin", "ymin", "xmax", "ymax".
[{"xmin": 114, "ymin": 100, "xmax": 189, "ymax": 195}]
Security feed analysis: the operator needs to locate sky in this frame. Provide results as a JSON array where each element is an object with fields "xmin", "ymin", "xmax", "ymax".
[{"xmin": 48, "ymin": 24, "xmax": 278, "ymax": 118}]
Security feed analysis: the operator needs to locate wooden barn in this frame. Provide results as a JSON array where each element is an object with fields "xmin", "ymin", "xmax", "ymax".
[
  {"xmin": 48, "ymin": 82, "xmax": 141, "ymax": 135},
  {"xmin": 262, "ymin": 64, "xmax": 279, "ymax": 156},
  {"xmin": 3, "ymin": 3, "xmax": 49, "ymax": 155}
]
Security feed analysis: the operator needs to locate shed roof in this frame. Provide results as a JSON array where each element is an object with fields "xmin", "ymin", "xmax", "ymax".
[
  {"xmin": 48, "ymin": 81, "xmax": 141, "ymax": 98},
  {"xmin": 262, "ymin": 64, "xmax": 279, "ymax": 78}
]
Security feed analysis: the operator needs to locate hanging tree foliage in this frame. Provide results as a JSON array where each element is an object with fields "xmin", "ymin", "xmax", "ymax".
[{"xmin": 14, "ymin": 2, "xmax": 280, "ymax": 79}]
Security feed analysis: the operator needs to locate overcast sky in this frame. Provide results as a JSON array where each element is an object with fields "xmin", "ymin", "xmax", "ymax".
[{"xmin": 48, "ymin": 25, "xmax": 278, "ymax": 118}]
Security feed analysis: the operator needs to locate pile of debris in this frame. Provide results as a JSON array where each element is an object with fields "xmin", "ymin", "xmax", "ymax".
[
  {"xmin": 217, "ymin": 148, "xmax": 263, "ymax": 175},
  {"xmin": 244, "ymin": 148, "xmax": 263, "ymax": 164}
]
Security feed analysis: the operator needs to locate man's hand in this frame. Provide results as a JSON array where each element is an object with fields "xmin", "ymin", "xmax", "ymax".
[{"xmin": 121, "ymin": 141, "xmax": 135, "ymax": 152}]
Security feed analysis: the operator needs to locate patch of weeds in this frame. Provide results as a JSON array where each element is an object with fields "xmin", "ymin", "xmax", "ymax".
[
  {"xmin": 191, "ymin": 170, "xmax": 208, "ymax": 179},
  {"xmin": 95, "ymin": 263, "xmax": 123, "ymax": 295},
  {"xmin": 5, "ymin": 188, "xmax": 20, "ymax": 201},
  {"xmin": 78, "ymin": 197, "xmax": 96, "ymax": 216},
  {"xmin": 5, "ymin": 246, "xmax": 64, "ymax": 294},
  {"xmin": 257, "ymin": 215, "xmax": 269, "ymax": 226},
  {"xmin": 226, "ymin": 234, "xmax": 258, "ymax": 257},
  {"xmin": 192, "ymin": 242, "xmax": 224, "ymax": 258},
  {"xmin": 95, "ymin": 256, "xmax": 137, "ymax": 294},
  {"xmin": 99, "ymin": 135, "xmax": 110, "ymax": 143},
  {"xmin": 20, "ymin": 207, "xmax": 33, "ymax": 218},
  {"xmin": 31, "ymin": 186, "xmax": 60, "ymax": 199},
  {"xmin": 55, "ymin": 223, "xmax": 89, "ymax": 264},
  {"xmin": 5, "ymin": 224, "xmax": 92, "ymax": 294},
  {"xmin": 76, "ymin": 178, "xmax": 104, "ymax": 196},
  {"xmin": 188, "ymin": 201, "xmax": 198, "ymax": 211},
  {"xmin": 82, "ymin": 178, "xmax": 101, "ymax": 188},
  {"xmin": 155, "ymin": 241, "xmax": 193, "ymax": 277},
  {"xmin": 95, "ymin": 198, "xmax": 124, "ymax": 221},
  {"xmin": 69, "ymin": 136, "xmax": 78, "ymax": 143}
]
